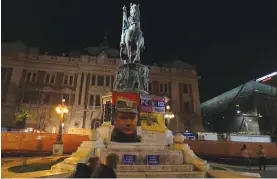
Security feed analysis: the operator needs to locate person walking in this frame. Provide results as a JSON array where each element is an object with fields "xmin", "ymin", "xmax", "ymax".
[
  {"xmin": 241, "ymin": 144, "xmax": 251, "ymax": 169},
  {"xmin": 257, "ymin": 145, "xmax": 266, "ymax": 171},
  {"xmin": 92, "ymin": 153, "xmax": 119, "ymax": 178}
]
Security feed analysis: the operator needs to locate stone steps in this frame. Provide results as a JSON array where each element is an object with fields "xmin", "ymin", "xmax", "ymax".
[
  {"xmin": 100, "ymin": 148, "xmax": 184, "ymax": 165},
  {"xmin": 63, "ymin": 157, "xmax": 81, "ymax": 165},
  {"xmin": 52, "ymin": 162, "xmax": 75, "ymax": 171},
  {"xmin": 116, "ymin": 164, "xmax": 194, "ymax": 172},
  {"xmin": 117, "ymin": 171, "xmax": 206, "ymax": 178},
  {"xmin": 76, "ymin": 146, "xmax": 91, "ymax": 153}
]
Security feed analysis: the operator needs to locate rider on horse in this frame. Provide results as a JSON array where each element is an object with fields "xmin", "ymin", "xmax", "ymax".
[{"xmin": 120, "ymin": 3, "xmax": 144, "ymax": 64}]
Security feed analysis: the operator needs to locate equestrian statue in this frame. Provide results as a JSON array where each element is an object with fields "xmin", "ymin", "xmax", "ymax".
[{"xmin": 120, "ymin": 3, "xmax": 145, "ymax": 64}]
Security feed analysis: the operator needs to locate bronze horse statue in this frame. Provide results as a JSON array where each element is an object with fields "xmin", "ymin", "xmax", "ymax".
[{"xmin": 120, "ymin": 3, "xmax": 145, "ymax": 64}]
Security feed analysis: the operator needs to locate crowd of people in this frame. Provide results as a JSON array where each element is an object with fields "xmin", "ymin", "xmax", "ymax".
[{"xmin": 72, "ymin": 153, "xmax": 119, "ymax": 178}]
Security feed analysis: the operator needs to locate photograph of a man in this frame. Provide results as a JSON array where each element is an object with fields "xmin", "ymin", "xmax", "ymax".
[{"xmin": 111, "ymin": 98, "xmax": 141, "ymax": 143}]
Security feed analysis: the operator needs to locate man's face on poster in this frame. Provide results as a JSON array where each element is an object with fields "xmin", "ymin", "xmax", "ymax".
[{"xmin": 114, "ymin": 111, "xmax": 137, "ymax": 135}]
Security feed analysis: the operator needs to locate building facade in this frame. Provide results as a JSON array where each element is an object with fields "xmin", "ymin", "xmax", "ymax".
[
  {"xmin": 1, "ymin": 41, "xmax": 202, "ymax": 133},
  {"xmin": 201, "ymin": 79, "xmax": 277, "ymax": 135}
]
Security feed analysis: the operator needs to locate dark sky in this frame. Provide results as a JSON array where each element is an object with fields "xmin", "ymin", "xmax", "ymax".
[{"xmin": 2, "ymin": 0, "xmax": 277, "ymax": 102}]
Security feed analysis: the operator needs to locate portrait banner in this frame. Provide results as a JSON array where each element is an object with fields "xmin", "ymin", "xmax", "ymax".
[
  {"xmin": 140, "ymin": 112, "xmax": 165, "ymax": 133},
  {"xmin": 111, "ymin": 91, "xmax": 141, "ymax": 143}
]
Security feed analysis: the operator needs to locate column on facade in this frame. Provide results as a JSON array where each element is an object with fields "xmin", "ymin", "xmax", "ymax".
[
  {"xmin": 191, "ymin": 81, "xmax": 201, "ymax": 115},
  {"xmin": 7, "ymin": 66, "xmax": 23, "ymax": 104},
  {"xmin": 80, "ymin": 72, "xmax": 88, "ymax": 106},
  {"xmin": 171, "ymin": 81, "xmax": 181, "ymax": 112},
  {"xmin": 103, "ymin": 75, "xmax": 106, "ymax": 87},
  {"xmin": 74, "ymin": 73, "xmax": 82, "ymax": 106},
  {"xmin": 109, "ymin": 76, "xmax": 112, "ymax": 89}
]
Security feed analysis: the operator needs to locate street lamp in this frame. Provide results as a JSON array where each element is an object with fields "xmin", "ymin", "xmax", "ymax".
[
  {"xmin": 55, "ymin": 99, "xmax": 68, "ymax": 144},
  {"xmin": 165, "ymin": 105, "xmax": 175, "ymax": 127}
]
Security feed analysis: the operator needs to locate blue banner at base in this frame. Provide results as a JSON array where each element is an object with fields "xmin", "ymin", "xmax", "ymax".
[
  {"xmin": 146, "ymin": 155, "xmax": 160, "ymax": 165},
  {"xmin": 122, "ymin": 154, "xmax": 136, "ymax": 164}
]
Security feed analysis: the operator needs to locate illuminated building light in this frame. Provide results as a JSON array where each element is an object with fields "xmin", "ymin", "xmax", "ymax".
[
  {"xmin": 262, "ymin": 77, "xmax": 272, "ymax": 83},
  {"xmin": 256, "ymin": 72, "xmax": 277, "ymax": 82}
]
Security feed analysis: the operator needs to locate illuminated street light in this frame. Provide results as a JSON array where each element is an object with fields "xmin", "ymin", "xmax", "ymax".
[
  {"xmin": 236, "ymin": 110, "xmax": 241, "ymax": 114},
  {"xmin": 56, "ymin": 99, "xmax": 68, "ymax": 144},
  {"xmin": 165, "ymin": 105, "xmax": 174, "ymax": 127}
]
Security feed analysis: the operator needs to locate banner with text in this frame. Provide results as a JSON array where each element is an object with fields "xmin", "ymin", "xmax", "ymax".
[
  {"xmin": 140, "ymin": 94, "xmax": 153, "ymax": 112},
  {"xmin": 152, "ymin": 96, "xmax": 166, "ymax": 113}
]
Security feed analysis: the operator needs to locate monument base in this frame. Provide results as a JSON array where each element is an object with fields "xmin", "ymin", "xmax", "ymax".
[{"xmin": 52, "ymin": 143, "xmax": 64, "ymax": 156}]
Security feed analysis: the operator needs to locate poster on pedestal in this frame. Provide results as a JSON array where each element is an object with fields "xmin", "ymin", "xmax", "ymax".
[
  {"xmin": 140, "ymin": 94, "xmax": 153, "ymax": 112},
  {"xmin": 111, "ymin": 92, "xmax": 141, "ymax": 143},
  {"xmin": 140, "ymin": 112, "xmax": 166, "ymax": 133},
  {"xmin": 152, "ymin": 96, "xmax": 165, "ymax": 113}
]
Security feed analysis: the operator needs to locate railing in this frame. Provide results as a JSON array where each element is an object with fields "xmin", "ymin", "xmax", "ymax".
[{"xmin": 1, "ymin": 132, "xmax": 89, "ymax": 154}]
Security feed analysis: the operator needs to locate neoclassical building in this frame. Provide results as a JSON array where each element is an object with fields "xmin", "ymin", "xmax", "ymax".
[{"xmin": 1, "ymin": 41, "xmax": 202, "ymax": 133}]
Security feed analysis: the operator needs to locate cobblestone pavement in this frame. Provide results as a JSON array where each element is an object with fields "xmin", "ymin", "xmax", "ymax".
[{"xmin": 211, "ymin": 162, "xmax": 277, "ymax": 178}]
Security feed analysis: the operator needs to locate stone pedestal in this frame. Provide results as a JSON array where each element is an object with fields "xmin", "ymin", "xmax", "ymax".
[
  {"xmin": 52, "ymin": 143, "xmax": 64, "ymax": 156},
  {"xmin": 140, "ymin": 130, "xmax": 168, "ymax": 145},
  {"xmin": 113, "ymin": 63, "xmax": 149, "ymax": 93}
]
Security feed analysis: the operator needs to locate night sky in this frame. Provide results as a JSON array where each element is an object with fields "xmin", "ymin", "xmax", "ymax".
[{"xmin": 2, "ymin": 0, "xmax": 277, "ymax": 102}]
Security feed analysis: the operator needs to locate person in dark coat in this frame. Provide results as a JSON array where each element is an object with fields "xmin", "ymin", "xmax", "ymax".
[
  {"xmin": 88, "ymin": 156, "xmax": 100, "ymax": 175},
  {"xmin": 92, "ymin": 153, "xmax": 119, "ymax": 178},
  {"xmin": 72, "ymin": 156, "xmax": 100, "ymax": 178},
  {"xmin": 72, "ymin": 163, "xmax": 92, "ymax": 178}
]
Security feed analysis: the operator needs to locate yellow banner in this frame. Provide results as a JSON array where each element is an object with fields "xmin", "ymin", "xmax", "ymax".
[{"xmin": 140, "ymin": 112, "xmax": 165, "ymax": 133}]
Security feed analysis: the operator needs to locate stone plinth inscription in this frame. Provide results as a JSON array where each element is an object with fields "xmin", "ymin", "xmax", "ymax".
[
  {"xmin": 147, "ymin": 155, "xmax": 160, "ymax": 165},
  {"xmin": 122, "ymin": 154, "xmax": 136, "ymax": 164}
]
